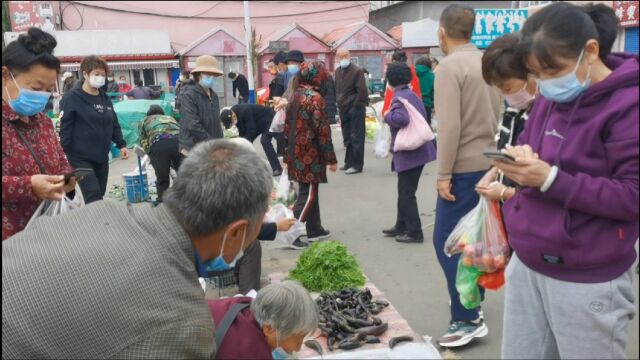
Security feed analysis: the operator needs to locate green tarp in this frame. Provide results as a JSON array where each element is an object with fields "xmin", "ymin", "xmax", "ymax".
[{"xmin": 114, "ymin": 100, "xmax": 173, "ymax": 148}]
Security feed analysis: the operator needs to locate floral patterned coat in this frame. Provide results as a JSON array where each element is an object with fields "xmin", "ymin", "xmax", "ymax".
[
  {"xmin": 2, "ymin": 103, "xmax": 74, "ymax": 240},
  {"xmin": 284, "ymin": 61, "xmax": 337, "ymax": 184}
]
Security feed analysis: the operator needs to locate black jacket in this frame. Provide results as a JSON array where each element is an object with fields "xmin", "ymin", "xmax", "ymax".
[
  {"xmin": 59, "ymin": 87, "xmax": 126, "ymax": 164},
  {"xmin": 335, "ymin": 63, "xmax": 369, "ymax": 111},
  {"xmin": 323, "ymin": 75, "xmax": 337, "ymax": 123},
  {"xmin": 232, "ymin": 104, "xmax": 275, "ymax": 143},
  {"xmin": 232, "ymin": 74, "xmax": 250, "ymax": 98},
  {"xmin": 178, "ymin": 80, "xmax": 223, "ymax": 151},
  {"xmin": 268, "ymin": 73, "xmax": 286, "ymax": 99},
  {"xmin": 258, "ymin": 223, "xmax": 277, "ymax": 241}
]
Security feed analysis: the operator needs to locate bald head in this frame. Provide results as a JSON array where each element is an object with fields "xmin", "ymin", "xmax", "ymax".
[{"xmin": 336, "ymin": 48, "xmax": 350, "ymax": 61}]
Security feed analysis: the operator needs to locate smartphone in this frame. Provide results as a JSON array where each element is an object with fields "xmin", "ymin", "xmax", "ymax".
[
  {"xmin": 64, "ymin": 168, "xmax": 93, "ymax": 183},
  {"xmin": 483, "ymin": 151, "xmax": 516, "ymax": 164}
]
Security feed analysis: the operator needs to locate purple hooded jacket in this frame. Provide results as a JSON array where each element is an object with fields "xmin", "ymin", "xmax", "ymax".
[
  {"xmin": 384, "ymin": 85, "xmax": 437, "ymax": 172},
  {"xmin": 503, "ymin": 53, "xmax": 639, "ymax": 283}
]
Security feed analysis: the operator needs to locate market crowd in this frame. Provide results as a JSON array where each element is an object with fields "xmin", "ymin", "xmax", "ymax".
[{"xmin": 2, "ymin": 2, "xmax": 638, "ymax": 359}]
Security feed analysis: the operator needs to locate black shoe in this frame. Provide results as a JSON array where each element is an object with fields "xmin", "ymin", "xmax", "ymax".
[
  {"xmin": 290, "ymin": 238, "xmax": 309, "ymax": 250},
  {"xmin": 382, "ymin": 227, "xmax": 404, "ymax": 237},
  {"xmin": 307, "ymin": 229, "xmax": 331, "ymax": 242},
  {"xmin": 273, "ymin": 169, "xmax": 283, "ymax": 177},
  {"xmin": 395, "ymin": 234, "xmax": 424, "ymax": 243}
]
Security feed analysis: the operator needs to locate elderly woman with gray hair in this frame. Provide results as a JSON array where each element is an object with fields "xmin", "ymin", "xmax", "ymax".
[{"xmin": 207, "ymin": 280, "xmax": 318, "ymax": 359}]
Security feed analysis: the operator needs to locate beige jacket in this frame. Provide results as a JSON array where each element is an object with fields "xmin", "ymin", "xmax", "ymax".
[{"xmin": 434, "ymin": 43, "xmax": 502, "ymax": 180}]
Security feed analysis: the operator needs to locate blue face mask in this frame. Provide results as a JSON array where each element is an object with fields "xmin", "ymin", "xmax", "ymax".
[
  {"xmin": 536, "ymin": 48, "xmax": 591, "ymax": 103},
  {"xmin": 272, "ymin": 347, "xmax": 291, "ymax": 360},
  {"xmin": 203, "ymin": 228, "xmax": 246, "ymax": 272},
  {"xmin": 339, "ymin": 59, "xmax": 351, "ymax": 68},
  {"xmin": 287, "ymin": 64, "xmax": 300, "ymax": 75},
  {"xmin": 200, "ymin": 75, "xmax": 217, "ymax": 89},
  {"xmin": 5, "ymin": 73, "xmax": 51, "ymax": 117}
]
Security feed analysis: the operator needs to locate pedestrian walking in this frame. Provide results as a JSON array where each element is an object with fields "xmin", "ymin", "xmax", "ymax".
[
  {"xmin": 174, "ymin": 70, "xmax": 191, "ymax": 112},
  {"xmin": 382, "ymin": 63, "xmax": 437, "ymax": 244},
  {"xmin": 178, "ymin": 55, "xmax": 224, "ymax": 155},
  {"xmin": 2, "ymin": 140, "xmax": 273, "ymax": 359},
  {"xmin": 220, "ymin": 104, "xmax": 283, "ymax": 176},
  {"xmin": 414, "ymin": 56, "xmax": 435, "ymax": 126},
  {"xmin": 284, "ymin": 61, "xmax": 338, "ymax": 245},
  {"xmin": 432, "ymin": 4, "xmax": 502, "ymax": 347},
  {"xmin": 228, "ymin": 72, "xmax": 250, "ymax": 104},
  {"xmin": 2, "ymin": 27, "xmax": 77, "ymax": 241},
  {"xmin": 268, "ymin": 51, "xmax": 288, "ymax": 156},
  {"xmin": 59, "ymin": 55, "xmax": 129, "ymax": 204},
  {"xmin": 126, "ymin": 79, "xmax": 162, "ymax": 100},
  {"xmin": 491, "ymin": 4, "xmax": 638, "ymax": 359},
  {"xmin": 335, "ymin": 48, "xmax": 369, "ymax": 174},
  {"xmin": 138, "ymin": 105, "xmax": 181, "ymax": 202}
]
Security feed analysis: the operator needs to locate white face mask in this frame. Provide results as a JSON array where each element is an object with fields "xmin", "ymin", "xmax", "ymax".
[{"xmin": 89, "ymin": 75, "xmax": 106, "ymax": 89}]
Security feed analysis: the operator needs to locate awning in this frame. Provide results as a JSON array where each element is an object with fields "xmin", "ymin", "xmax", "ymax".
[{"xmin": 61, "ymin": 60, "xmax": 179, "ymax": 72}]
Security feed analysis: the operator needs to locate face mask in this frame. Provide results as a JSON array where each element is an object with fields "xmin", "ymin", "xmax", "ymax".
[
  {"xmin": 535, "ymin": 48, "xmax": 591, "ymax": 103},
  {"xmin": 504, "ymin": 83, "xmax": 535, "ymax": 110},
  {"xmin": 271, "ymin": 332, "xmax": 293, "ymax": 360},
  {"xmin": 287, "ymin": 64, "xmax": 300, "ymax": 75},
  {"xmin": 179, "ymin": 75, "xmax": 186, "ymax": 81},
  {"xmin": 200, "ymin": 75, "xmax": 216, "ymax": 88},
  {"xmin": 89, "ymin": 75, "xmax": 106, "ymax": 89},
  {"xmin": 118, "ymin": 80, "xmax": 126, "ymax": 84},
  {"xmin": 339, "ymin": 59, "xmax": 350, "ymax": 68},
  {"xmin": 107, "ymin": 78, "xmax": 114, "ymax": 82},
  {"xmin": 203, "ymin": 227, "xmax": 246, "ymax": 272},
  {"xmin": 4, "ymin": 73, "xmax": 51, "ymax": 116}
]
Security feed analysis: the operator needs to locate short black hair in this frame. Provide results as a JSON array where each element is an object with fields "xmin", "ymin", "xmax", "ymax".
[
  {"xmin": 482, "ymin": 33, "xmax": 528, "ymax": 86},
  {"xmin": 181, "ymin": 70, "xmax": 191, "ymax": 77},
  {"xmin": 415, "ymin": 56, "xmax": 433, "ymax": 69},
  {"xmin": 147, "ymin": 104, "xmax": 165, "ymax": 116},
  {"xmin": 391, "ymin": 50, "xmax": 407, "ymax": 63},
  {"xmin": 273, "ymin": 51, "xmax": 287, "ymax": 65},
  {"xmin": 386, "ymin": 62, "xmax": 412, "ymax": 87},
  {"xmin": 80, "ymin": 55, "xmax": 109, "ymax": 75},
  {"xmin": 2, "ymin": 27, "xmax": 60, "ymax": 74},
  {"xmin": 518, "ymin": 2, "xmax": 618, "ymax": 72},
  {"xmin": 134, "ymin": 79, "xmax": 143, "ymax": 87},
  {"xmin": 440, "ymin": 4, "xmax": 476, "ymax": 40},
  {"xmin": 362, "ymin": 68, "xmax": 369, "ymax": 74},
  {"xmin": 220, "ymin": 109, "xmax": 233, "ymax": 129},
  {"xmin": 228, "ymin": 72, "xmax": 237, "ymax": 79}
]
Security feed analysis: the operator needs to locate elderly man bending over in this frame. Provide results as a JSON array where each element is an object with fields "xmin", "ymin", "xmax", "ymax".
[
  {"xmin": 208, "ymin": 280, "xmax": 318, "ymax": 359},
  {"xmin": 2, "ymin": 140, "xmax": 273, "ymax": 359}
]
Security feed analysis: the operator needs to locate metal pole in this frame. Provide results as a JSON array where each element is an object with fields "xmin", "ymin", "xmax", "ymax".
[{"xmin": 243, "ymin": 1, "xmax": 256, "ymax": 104}]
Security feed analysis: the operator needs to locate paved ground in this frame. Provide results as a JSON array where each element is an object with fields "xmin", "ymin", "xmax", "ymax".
[{"xmin": 107, "ymin": 129, "xmax": 639, "ymax": 359}]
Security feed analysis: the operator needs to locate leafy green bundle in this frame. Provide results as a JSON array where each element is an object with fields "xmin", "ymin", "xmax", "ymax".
[{"xmin": 289, "ymin": 241, "xmax": 366, "ymax": 292}]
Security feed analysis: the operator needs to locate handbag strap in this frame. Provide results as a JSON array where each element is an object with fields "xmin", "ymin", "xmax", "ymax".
[
  {"xmin": 8, "ymin": 120, "xmax": 46, "ymax": 174},
  {"xmin": 215, "ymin": 302, "xmax": 250, "ymax": 350}
]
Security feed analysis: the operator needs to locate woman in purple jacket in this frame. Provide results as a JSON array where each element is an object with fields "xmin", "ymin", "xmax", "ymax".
[
  {"xmin": 484, "ymin": 3, "xmax": 638, "ymax": 359},
  {"xmin": 382, "ymin": 63, "xmax": 437, "ymax": 243}
]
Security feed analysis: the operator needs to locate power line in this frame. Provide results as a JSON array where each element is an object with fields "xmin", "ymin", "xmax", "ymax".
[{"xmin": 69, "ymin": 1, "xmax": 367, "ymax": 20}]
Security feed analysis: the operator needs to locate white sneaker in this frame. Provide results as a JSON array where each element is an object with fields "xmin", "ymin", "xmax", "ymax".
[{"xmin": 438, "ymin": 320, "xmax": 488, "ymax": 348}]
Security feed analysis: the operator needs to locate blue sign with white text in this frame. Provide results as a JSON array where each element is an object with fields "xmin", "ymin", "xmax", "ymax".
[{"xmin": 471, "ymin": 9, "xmax": 529, "ymax": 49}]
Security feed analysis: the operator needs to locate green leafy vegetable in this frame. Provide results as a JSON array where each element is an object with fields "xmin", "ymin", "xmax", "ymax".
[{"xmin": 288, "ymin": 241, "xmax": 366, "ymax": 292}]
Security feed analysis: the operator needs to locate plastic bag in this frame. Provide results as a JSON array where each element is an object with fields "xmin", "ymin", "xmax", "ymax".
[
  {"xmin": 393, "ymin": 97, "xmax": 435, "ymax": 152},
  {"xmin": 26, "ymin": 185, "xmax": 84, "ymax": 229},
  {"xmin": 477, "ymin": 268, "xmax": 505, "ymax": 291},
  {"xmin": 269, "ymin": 110, "xmax": 286, "ymax": 133},
  {"xmin": 266, "ymin": 204, "xmax": 306, "ymax": 248},
  {"xmin": 455, "ymin": 258, "xmax": 482, "ymax": 310},
  {"xmin": 374, "ymin": 121, "xmax": 391, "ymax": 159},
  {"xmin": 274, "ymin": 166, "xmax": 297, "ymax": 206},
  {"xmin": 444, "ymin": 197, "xmax": 510, "ymax": 273}
]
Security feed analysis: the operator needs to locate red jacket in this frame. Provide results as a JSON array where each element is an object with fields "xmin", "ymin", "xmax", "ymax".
[
  {"xmin": 207, "ymin": 297, "xmax": 272, "ymax": 360},
  {"xmin": 2, "ymin": 103, "xmax": 74, "ymax": 240},
  {"xmin": 382, "ymin": 65, "xmax": 422, "ymax": 114}
]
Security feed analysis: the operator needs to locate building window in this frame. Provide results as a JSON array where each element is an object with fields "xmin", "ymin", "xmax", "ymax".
[{"xmin": 143, "ymin": 69, "xmax": 156, "ymax": 86}]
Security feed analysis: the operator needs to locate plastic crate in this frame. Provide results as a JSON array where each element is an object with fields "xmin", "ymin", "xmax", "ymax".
[{"xmin": 123, "ymin": 172, "xmax": 149, "ymax": 203}]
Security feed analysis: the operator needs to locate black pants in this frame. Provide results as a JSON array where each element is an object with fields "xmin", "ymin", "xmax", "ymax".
[
  {"xmin": 425, "ymin": 106, "xmax": 432, "ymax": 127},
  {"xmin": 235, "ymin": 240, "xmax": 262, "ymax": 294},
  {"xmin": 339, "ymin": 105, "xmax": 366, "ymax": 171},
  {"xmin": 148, "ymin": 138, "xmax": 182, "ymax": 202},
  {"xmin": 275, "ymin": 133, "xmax": 286, "ymax": 156},
  {"xmin": 293, "ymin": 182, "xmax": 323, "ymax": 237},
  {"xmin": 260, "ymin": 131, "xmax": 283, "ymax": 173},
  {"xmin": 67, "ymin": 156, "xmax": 109, "ymax": 204},
  {"xmin": 395, "ymin": 165, "xmax": 424, "ymax": 239}
]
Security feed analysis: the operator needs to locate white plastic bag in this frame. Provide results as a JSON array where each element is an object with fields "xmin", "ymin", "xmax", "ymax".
[
  {"xmin": 374, "ymin": 121, "xmax": 391, "ymax": 159},
  {"xmin": 26, "ymin": 185, "xmax": 84, "ymax": 229},
  {"xmin": 266, "ymin": 204, "xmax": 306, "ymax": 248},
  {"xmin": 269, "ymin": 110, "xmax": 286, "ymax": 133},
  {"xmin": 275, "ymin": 166, "xmax": 297, "ymax": 206}
]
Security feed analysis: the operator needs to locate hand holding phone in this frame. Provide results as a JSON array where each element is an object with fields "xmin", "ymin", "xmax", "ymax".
[
  {"xmin": 483, "ymin": 151, "xmax": 516, "ymax": 164},
  {"xmin": 64, "ymin": 168, "xmax": 93, "ymax": 183}
]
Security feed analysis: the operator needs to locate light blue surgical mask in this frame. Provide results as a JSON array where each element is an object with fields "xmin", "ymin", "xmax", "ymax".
[
  {"xmin": 271, "ymin": 333, "xmax": 293, "ymax": 360},
  {"xmin": 4, "ymin": 73, "xmax": 52, "ymax": 116},
  {"xmin": 200, "ymin": 75, "xmax": 217, "ymax": 88},
  {"xmin": 339, "ymin": 59, "xmax": 351, "ymax": 68},
  {"xmin": 203, "ymin": 228, "xmax": 246, "ymax": 272},
  {"xmin": 287, "ymin": 64, "xmax": 300, "ymax": 75},
  {"xmin": 535, "ymin": 48, "xmax": 591, "ymax": 103}
]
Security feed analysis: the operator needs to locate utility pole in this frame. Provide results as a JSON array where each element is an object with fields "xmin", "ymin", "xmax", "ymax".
[{"xmin": 243, "ymin": 1, "xmax": 255, "ymax": 104}]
